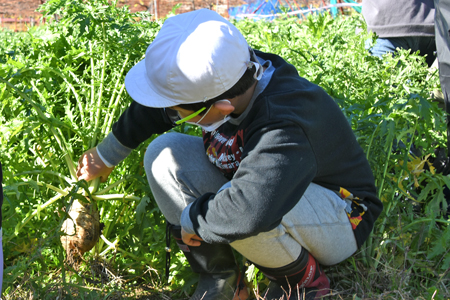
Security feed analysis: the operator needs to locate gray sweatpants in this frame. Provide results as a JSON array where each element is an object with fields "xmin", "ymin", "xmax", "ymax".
[{"xmin": 144, "ymin": 132, "xmax": 357, "ymax": 268}]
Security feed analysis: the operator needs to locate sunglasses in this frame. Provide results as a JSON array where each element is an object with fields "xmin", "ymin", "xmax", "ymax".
[{"xmin": 165, "ymin": 106, "xmax": 207, "ymax": 125}]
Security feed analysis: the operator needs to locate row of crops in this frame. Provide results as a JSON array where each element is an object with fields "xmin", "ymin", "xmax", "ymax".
[{"xmin": 1, "ymin": 0, "xmax": 449, "ymax": 298}]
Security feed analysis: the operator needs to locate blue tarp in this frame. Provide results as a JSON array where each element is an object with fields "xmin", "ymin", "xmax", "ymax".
[
  {"xmin": 228, "ymin": 0, "xmax": 361, "ymax": 20},
  {"xmin": 228, "ymin": 0, "xmax": 285, "ymax": 21}
]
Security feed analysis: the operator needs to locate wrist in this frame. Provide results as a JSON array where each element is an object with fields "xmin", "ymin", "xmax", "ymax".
[
  {"xmin": 180, "ymin": 203, "xmax": 196, "ymax": 234},
  {"xmin": 96, "ymin": 147, "xmax": 114, "ymax": 168}
]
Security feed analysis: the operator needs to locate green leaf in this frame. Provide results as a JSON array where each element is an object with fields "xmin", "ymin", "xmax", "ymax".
[{"xmin": 135, "ymin": 196, "xmax": 150, "ymax": 224}]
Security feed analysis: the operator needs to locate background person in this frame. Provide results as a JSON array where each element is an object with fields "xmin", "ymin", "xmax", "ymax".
[{"xmin": 362, "ymin": 0, "xmax": 436, "ymax": 67}]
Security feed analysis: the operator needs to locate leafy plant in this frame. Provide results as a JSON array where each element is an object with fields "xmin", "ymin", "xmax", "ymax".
[
  {"xmin": 0, "ymin": 0, "xmax": 190, "ymax": 297},
  {"xmin": 1, "ymin": 5, "xmax": 450, "ymax": 299}
]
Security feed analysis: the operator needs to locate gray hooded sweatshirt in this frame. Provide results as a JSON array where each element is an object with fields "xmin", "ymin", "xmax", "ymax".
[{"xmin": 362, "ymin": 0, "xmax": 435, "ymax": 37}]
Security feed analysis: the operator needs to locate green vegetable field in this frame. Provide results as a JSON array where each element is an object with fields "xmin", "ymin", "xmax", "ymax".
[{"xmin": 1, "ymin": 0, "xmax": 450, "ymax": 299}]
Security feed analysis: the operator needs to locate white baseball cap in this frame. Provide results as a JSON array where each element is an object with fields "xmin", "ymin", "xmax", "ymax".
[{"xmin": 124, "ymin": 9, "xmax": 251, "ymax": 108}]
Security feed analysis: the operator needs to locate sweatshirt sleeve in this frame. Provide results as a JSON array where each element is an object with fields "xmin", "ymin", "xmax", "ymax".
[
  {"xmin": 112, "ymin": 101, "xmax": 174, "ymax": 149},
  {"xmin": 96, "ymin": 101, "xmax": 174, "ymax": 165},
  {"xmin": 189, "ymin": 121, "xmax": 317, "ymax": 244}
]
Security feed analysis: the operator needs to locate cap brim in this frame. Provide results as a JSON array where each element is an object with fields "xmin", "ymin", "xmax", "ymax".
[{"xmin": 125, "ymin": 59, "xmax": 181, "ymax": 108}]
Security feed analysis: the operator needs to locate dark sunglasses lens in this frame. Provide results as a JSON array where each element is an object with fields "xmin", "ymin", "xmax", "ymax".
[{"xmin": 165, "ymin": 108, "xmax": 180, "ymax": 124}]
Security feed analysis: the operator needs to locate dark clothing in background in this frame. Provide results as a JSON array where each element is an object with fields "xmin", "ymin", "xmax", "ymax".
[
  {"xmin": 362, "ymin": 0, "xmax": 436, "ymax": 66},
  {"xmin": 362, "ymin": 0, "xmax": 435, "ymax": 38}
]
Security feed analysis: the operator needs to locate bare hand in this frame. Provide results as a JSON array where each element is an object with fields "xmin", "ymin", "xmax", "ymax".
[
  {"xmin": 76, "ymin": 147, "xmax": 114, "ymax": 182},
  {"xmin": 181, "ymin": 227, "xmax": 203, "ymax": 247}
]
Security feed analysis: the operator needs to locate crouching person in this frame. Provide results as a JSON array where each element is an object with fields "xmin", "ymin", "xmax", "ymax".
[{"xmin": 76, "ymin": 9, "xmax": 383, "ymax": 300}]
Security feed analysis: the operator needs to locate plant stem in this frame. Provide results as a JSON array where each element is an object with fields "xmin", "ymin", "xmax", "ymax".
[
  {"xmin": 95, "ymin": 175, "xmax": 131, "ymax": 195},
  {"xmin": 1, "ymin": 78, "xmax": 78, "ymax": 181},
  {"xmin": 89, "ymin": 40, "xmax": 95, "ymax": 124},
  {"xmin": 99, "ymin": 234, "xmax": 119, "ymax": 256},
  {"xmin": 14, "ymin": 170, "xmax": 74, "ymax": 185},
  {"xmin": 91, "ymin": 24, "xmax": 107, "ymax": 149},
  {"xmin": 32, "ymin": 67, "xmax": 84, "ymax": 127},
  {"xmin": 401, "ymin": 217, "xmax": 450, "ymax": 231},
  {"xmin": 10, "ymin": 192, "xmax": 66, "ymax": 242},
  {"xmin": 377, "ymin": 136, "xmax": 393, "ymax": 200},
  {"xmin": 91, "ymin": 194, "xmax": 141, "ymax": 201},
  {"xmin": 103, "ymin": 55, "xmax": 129, "ymax": 136}
]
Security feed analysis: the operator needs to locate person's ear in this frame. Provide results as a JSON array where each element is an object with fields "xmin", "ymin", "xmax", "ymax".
[{"xmin": 214, "ymin": 100, "xmax": 235, "ymax": 116}]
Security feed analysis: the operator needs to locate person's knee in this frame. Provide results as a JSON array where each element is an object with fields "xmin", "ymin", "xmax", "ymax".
[
  {"xmin": 144, "ymin": 132, "xmax": 180, "ymax": 162},
  {"xmin": 144, "ymin": 133, "xmax": 180, "ymax": 178},
  {"xmin": 147, "ymin": 132, "xmax": 180, "ymax": 155}
]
